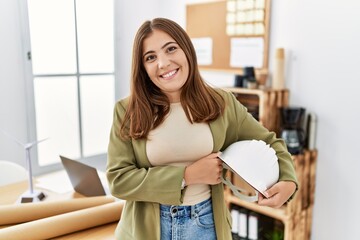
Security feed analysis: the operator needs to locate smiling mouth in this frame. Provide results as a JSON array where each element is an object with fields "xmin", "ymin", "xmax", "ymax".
[{"xmin": 160, "ymin": 69, "xmax": 179, "ymax": 79}]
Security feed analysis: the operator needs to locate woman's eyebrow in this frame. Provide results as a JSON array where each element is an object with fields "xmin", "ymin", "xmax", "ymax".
[{"xmin": 143, "ymin": 41, "xmax": 177, "ymax": 58}]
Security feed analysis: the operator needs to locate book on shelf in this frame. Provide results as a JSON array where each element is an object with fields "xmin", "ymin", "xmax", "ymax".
[{"xmin": 230, "ymin": 204, "xmax": 285, "ymax": 240}]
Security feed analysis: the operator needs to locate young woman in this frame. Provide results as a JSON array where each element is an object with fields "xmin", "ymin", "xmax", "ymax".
[{"xmin": 106, "ymin": 17, "xmax": 297, "ymax": 240}]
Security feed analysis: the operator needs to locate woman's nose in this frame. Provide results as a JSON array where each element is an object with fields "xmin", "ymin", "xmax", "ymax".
[{"xmin": 157, "ymin": 54, "xmax": 171, "ymax": 69}]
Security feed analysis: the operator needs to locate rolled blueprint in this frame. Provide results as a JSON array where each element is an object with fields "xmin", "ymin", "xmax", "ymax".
[
  {"xmin": 0, "ymin": 196, "xmax": 115, "ymax": 225},
  {"xmin": 0, "ymin": 201, "xmax": 123, "ymax": 240}
]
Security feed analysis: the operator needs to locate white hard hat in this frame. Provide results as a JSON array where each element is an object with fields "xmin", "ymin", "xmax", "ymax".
[{"xmin": 219, "ymin": 140, "xmax": 279, "ymax": 202}]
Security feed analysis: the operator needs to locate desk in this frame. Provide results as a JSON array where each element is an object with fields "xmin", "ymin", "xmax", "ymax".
[{"xmin": 0, "ymin": 173, "xmax": 118, "ymax": 239}]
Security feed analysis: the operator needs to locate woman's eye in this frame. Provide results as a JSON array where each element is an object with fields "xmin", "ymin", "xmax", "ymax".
[
  {"xmin": 167, "ymin": 46, "xmax": 177, "ymax": 52},
  {"xmin": 145, "ymin": 55, "xmax": 156, "ymax": 62}
]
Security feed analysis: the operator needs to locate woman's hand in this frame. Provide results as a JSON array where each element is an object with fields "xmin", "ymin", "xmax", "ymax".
[
  {"xmin": 184, "ymin": 152, "xmax": 222, "ymax": 186},
  {"xmin": 257, "ymin": 181, "xmax": 297, "ymax": 208}
]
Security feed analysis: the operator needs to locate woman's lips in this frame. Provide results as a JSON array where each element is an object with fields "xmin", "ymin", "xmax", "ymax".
[{"xmin": 160, "ymin": 69, "xmax": 178, "ymax": 79}]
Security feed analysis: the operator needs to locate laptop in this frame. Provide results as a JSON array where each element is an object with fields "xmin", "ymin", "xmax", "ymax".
[{"xmin": 60, "ymin": 155, "xmax": 110, "ymax": 197}]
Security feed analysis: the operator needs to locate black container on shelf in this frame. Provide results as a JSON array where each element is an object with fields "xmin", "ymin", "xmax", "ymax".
[
  {"xmin": 243, "ymin": 66, "xmax": 257, "ymax": 89},
  {"xmin": 280, "ymin": 107, "xmax": 306, "ymax": 155},
  {"xmin": 243, "ymin": 66, "xmax": 256, "ymax": 79},
  {"xmin": 235, "ymin": 75, "xmax": 244, "ymax": 87}
]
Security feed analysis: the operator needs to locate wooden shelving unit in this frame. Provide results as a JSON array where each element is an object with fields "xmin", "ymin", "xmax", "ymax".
[
  {"xmin": 225, "ymin": 150, "xmax": 317, "ymax": 240},
  {"xmin": 222, "ymin": 87, "xmax": 289, "ymax": 135},
  {"xmin": 222, "ymin": 87, "xmax": 317, "ymax": 240}
]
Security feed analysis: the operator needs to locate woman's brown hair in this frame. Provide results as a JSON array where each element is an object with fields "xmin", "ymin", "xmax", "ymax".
[{"xmin": 120, "ymin": 18, "xmax": 225, "ymax": 139}]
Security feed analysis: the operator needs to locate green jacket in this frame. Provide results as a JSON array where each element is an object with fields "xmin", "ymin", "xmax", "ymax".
[{"xmin": 107, "ymin": 89, "xmax": 298, "ymax": 240}]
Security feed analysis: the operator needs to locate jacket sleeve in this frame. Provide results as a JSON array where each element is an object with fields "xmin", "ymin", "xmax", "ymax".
[
  {"xmin": 106, "ymin": 100, "xmax": 186, "ymax": 205},
  {"xmin": 226, "ymin": 92, "xmax": 299, "ymax": 189}
]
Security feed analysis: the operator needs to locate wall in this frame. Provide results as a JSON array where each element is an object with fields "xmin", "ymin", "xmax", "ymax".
[
  {"xmin": 1, "ymin": 0, "xmax": 359, "ymax": 239},
  {"xmin": 0, "ymin": 0, "xmax": 28, "ymax": 166},
  {"xmin": 270, "ymin": 1, "xmax": 360, "ymax": 239}
]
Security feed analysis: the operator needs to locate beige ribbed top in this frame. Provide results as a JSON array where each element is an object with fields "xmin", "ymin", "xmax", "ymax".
[{"xmin": 146, "ymin": 102, "xmax": 213, "ymax": 205}]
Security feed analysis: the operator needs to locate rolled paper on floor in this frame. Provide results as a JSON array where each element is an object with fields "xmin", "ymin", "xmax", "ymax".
[
  {"xmin": 0, "ymin": 196, "xmax": 116, "ymax": 225},
  {"xmin": 0, "ymin": 201, "xmax": 123, "ymax": 240}
]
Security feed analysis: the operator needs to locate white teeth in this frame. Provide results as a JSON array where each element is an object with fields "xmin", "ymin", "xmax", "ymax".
[{"xmin": 162, "ymin": 70, "xmax": 177, "ymax": 78}]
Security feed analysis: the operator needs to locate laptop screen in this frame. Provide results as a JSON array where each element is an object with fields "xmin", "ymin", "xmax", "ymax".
[{"xmin": 60, "ymin": 155, "xmax": 106, "ymax": 197}]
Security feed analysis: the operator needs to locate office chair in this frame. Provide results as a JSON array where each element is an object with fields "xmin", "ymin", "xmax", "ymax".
[{"xmin": 0, "ymin": 160, "xmax": 28, "ymax": 187}]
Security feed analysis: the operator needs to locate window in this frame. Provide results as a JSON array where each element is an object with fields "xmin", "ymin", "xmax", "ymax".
[{"xmin": 23, "ymin": 0, "xmax": 115, "ymax": 168}]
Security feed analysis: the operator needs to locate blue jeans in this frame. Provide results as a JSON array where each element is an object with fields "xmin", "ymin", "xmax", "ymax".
[{"xmin": 160, "ymin": 198, "xmax": 217, "ymax": 240}]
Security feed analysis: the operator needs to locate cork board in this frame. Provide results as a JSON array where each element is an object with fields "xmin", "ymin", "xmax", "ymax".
[{"xmin": 186, "ymin": 0, "xmax": 271, "ymax": 74}]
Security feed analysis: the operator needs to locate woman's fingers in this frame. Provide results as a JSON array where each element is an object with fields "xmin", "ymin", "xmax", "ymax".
[
  {"xmin": 185, "ymin": 152, "xmax": 223, "ymax": 185},
  {"xmin": 257, "ymin": 181, "xmax": 296, "ymax": 208}
]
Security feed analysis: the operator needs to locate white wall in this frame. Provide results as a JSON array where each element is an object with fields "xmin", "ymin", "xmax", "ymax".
[
  {"xmin": 270, "ymin": 2, "xmax": 360, "ymax": 238},
  {"xmin": 0, "ymin": 0, "xmax": 29, "ymax": 166},
  {"xmin": 1, "ymin": 0, "xmax": 359, "ymax": 239}
]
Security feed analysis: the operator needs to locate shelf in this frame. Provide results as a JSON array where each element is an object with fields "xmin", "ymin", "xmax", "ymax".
[
  {"xmin": 225, "ymin": 192, "xmax": 288, "ymax": 223},
  {"xmin": 199, "ymin": 67, "xmax": 269, "ymax": 76},
  {"xmin": 223, "ymin": 86, "xmax": 272, "ymax": 94},
  {"xmin": 222, "ymin": 87, "xmax": 289, "ymax": 96}
]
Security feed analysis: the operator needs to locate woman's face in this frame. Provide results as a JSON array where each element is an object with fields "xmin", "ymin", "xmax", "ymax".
[{"xmin": 142, "ymin": 29, "xmax": 189, "ymax": 103}]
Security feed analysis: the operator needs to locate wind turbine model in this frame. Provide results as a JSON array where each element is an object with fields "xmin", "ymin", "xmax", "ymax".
[{"xmin": 1, "ymin": 129, "xmax": 47, "ymax": 203}]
